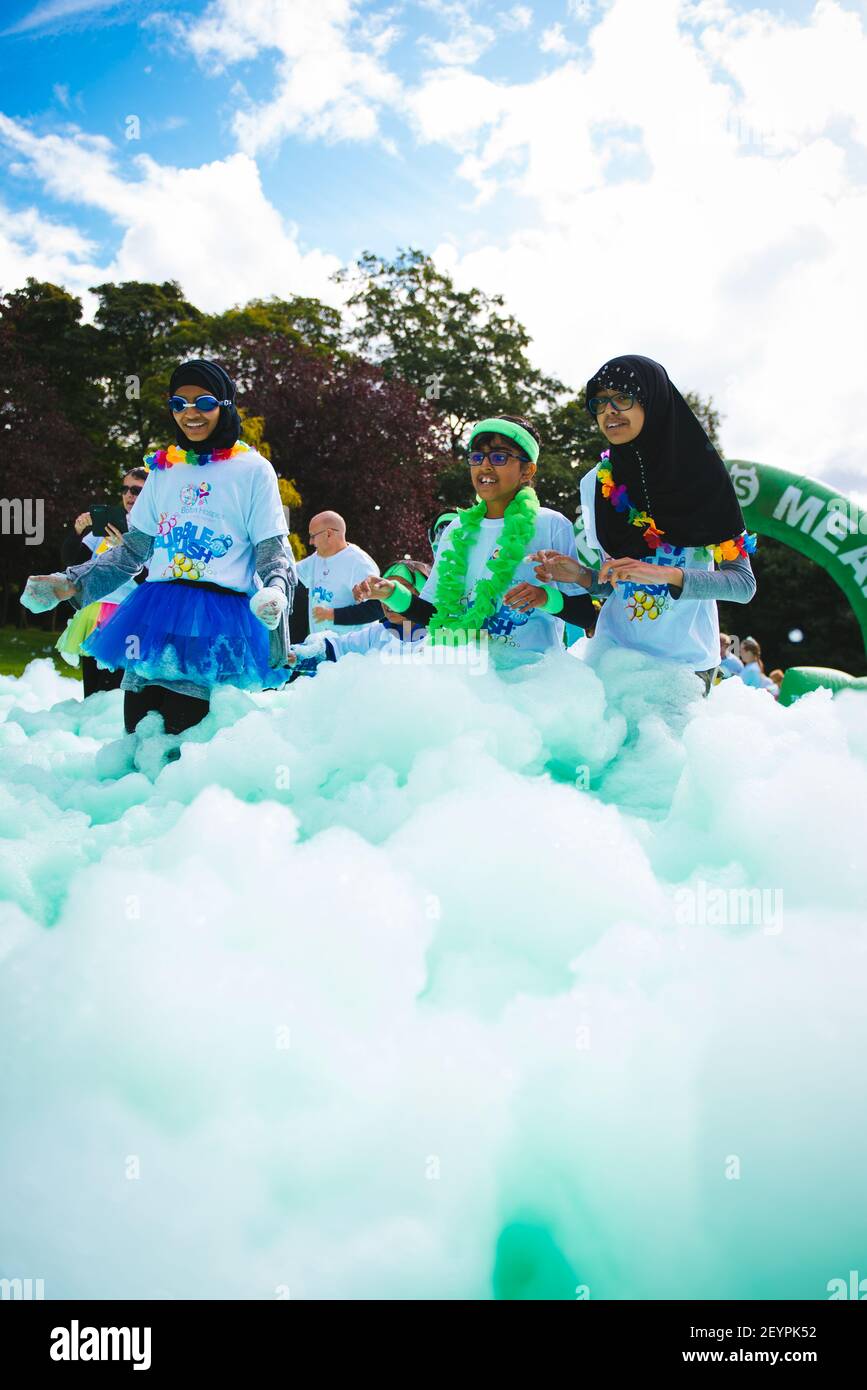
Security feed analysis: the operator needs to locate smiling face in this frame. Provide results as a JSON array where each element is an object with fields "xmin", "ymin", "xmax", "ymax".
[
  {"xmin": 172, "ymin": 384, "xmax": 221, "ymax": 445},
  {"xmin": 469, "ymin": 434, "xmax": 537, "ymax": 507},
  {"xmin": 592, "ymin": 392, "xmax": 646, "ymax": 446}
]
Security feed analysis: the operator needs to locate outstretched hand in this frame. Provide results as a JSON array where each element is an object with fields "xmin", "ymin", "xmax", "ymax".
[
  {"xmin": 21, "ymin": 574, "xmax": 77, "ymax": 613},
  {"xmin": 599, "ymin": 557, "xmax": 671, "ymax": 585},
  {"xmin": 353, "ymin": 576, "xmax": 395, "ymax": 603},
  {"xmin": 529, "ymin": 551, "xmax": 591, "ymax": 586}
]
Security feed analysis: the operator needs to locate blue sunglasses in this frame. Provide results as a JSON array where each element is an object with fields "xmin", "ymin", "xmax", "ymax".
[{"xmin": 168, "ymin": 394, "xmax": 230, "ymax": 413}]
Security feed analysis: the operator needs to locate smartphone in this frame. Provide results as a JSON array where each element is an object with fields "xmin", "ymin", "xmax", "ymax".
[{"xmin": 91, "ymin": 504, "xmax": 128, "ymax": 536}]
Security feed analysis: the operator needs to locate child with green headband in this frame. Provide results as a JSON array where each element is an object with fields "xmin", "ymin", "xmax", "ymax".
[
  {"xmin": 288, "ymin": 561, "xmax": 431, "ymax": 674},
  {"xmin": 353, "ymin": 415, "xmax": 596, "ymax": 658}
]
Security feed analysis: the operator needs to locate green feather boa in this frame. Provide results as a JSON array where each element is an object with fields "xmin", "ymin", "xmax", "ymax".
[{"xmin": 428, "ymin": 486, "xmax": 541, "ymax": 644}]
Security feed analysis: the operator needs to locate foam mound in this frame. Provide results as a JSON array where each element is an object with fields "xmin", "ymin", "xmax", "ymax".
[{"xmin": 1, "ymin": 650, "xmax": 865, "ymax": 1299}]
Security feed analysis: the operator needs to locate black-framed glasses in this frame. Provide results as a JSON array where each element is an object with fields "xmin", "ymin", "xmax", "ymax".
[
  {"xmin": 121, "ymin": 485, "xmax": 144, "ymax": 496},
  {"xmin": 308, "ymin": 528, "xmax": 333, "ymax": 542},
  {"xmin": 588, "ymin": 392, "xmax": 637, "ymax": 415},
  {"xmin": 168, "ymin": 394, "xmax": 229, "ymax": 413},
  {"xmin": 467, "ymin": 448, "xmax": 529, "ymax": 467}
]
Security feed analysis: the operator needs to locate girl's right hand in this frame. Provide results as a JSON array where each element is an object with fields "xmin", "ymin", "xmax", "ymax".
[
  {"xmin": 530, "ymin": 551, "xmax": 591, "ymax": 586},
  {"xmin": 74, "ymin": 512, "xmax": 92, "ymax": 535},
  {"xmin": 353, "ymin": 577, "xmax": 395, "ymax": 602},
  {"xmin": 21, "ymin": 574, "xmax": 77, "ymax": 613}
]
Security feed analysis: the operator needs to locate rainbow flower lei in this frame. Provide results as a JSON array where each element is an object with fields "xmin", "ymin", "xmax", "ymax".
[
  {"xmin": 144, "ymin": 440, "xmax": 251, "ymax": 471},
  {"xmin": 596, "ymin": 450, "xmax": 757, "ymax": 563}
]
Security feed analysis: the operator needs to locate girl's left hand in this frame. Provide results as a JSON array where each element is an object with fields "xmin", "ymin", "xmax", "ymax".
[
  {"xmin": 503, "ymin": 582, "xmax": 548, "ymax": 612},
  {"xmin": 599, "ymin": 557, "xmax": 670, "ymax": 585}
]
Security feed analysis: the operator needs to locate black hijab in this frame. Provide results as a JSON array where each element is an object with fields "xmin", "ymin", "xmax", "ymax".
[
  {"xmin": 585, "ymin": 354, "xmax": 745, "ymax": 559},
  {"xmin": 169, "ymin": 359, "xmax": 241, "ymax": 455}
]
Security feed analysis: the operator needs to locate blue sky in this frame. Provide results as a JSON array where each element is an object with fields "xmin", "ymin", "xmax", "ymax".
[{"xmin": 1, "ymin": 0, "xmax": 867, "ymax": 491}]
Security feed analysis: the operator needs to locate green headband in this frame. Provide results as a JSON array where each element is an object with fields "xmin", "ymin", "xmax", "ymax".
[
  {"xmin": 383, "ymin": 562, "xmax": 427, "ymax": 590},
  {"xmin": 468, "ymin": 418, "xmax": 539, "ymax": 464}
]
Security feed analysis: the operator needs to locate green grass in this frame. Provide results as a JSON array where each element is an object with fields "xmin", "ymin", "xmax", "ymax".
[{"xmin": 0, "ymin": 625, "xmax": 82, "ymax": 681}]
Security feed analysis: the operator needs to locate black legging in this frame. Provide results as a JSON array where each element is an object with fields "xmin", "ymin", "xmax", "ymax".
[
  {"xmin": 81, "ymin": 655, "xmax": 123, "ymax": 699},
  {"xmin": 124, "ymin": 685, "xmax": 210, "ymax": 735}
]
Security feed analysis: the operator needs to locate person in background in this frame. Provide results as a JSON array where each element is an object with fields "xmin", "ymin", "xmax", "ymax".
[
  {"xmin": 718, "ymin": 631, "xmax": 744, "ymax": 679},
  {"xmin": 290, "ymin": 511, "xmax": 380, "ymax": 643},
  {"xmin": 289, "ymin": 560, "xmax": 431, "ymax": 675},
  {"xmin": 768, "ymin": 668, "xmax": 785, "ymax": 698},
  {"xmin": 428, "ymin": 510, "xmax": 459, "ymax": 560},
  {"xmin": 739, "ymin": 636, "xmax": 777, "ymax": 693},
  {"xmin": 55, "ymin": 467, "xmax": 148, "ymax": 696}
]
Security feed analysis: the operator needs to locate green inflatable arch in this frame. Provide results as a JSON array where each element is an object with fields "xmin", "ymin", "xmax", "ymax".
[{"xmin": 723, "ymin": 459, "xmax": 867, "ymax": 658}]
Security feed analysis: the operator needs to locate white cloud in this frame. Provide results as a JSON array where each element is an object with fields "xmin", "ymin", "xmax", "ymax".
[
  {"xmin": 418, "ymin": 0, "xmax": 496, "ymax": 66},
  {"xmin": 501, "ymin": 5, "xmax": 533, "ymax": 33},
  {"xmin": 154, "ymin": 0, "xmax": 402, "ymax": 155},
  {"xmin": 0, "ymin": 201, "xmax": 104, "ymax": 304},
  {"xmin": 4, "ymin": 0, "xmax": 123, "ymax": 36},
  {"xmin": 415, "ymin": 0, "xmax": 867, "ymax": 487},
  {"xmin": 539, "ymin": 22, "xmax": 575, "ymax": 55},
  {"xmin": 0, "ymin": 115, "xmax": 341, "ymax": 313}
]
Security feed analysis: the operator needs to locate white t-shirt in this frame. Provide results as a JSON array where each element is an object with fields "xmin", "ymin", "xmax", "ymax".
[
  {"xmin": 83, "ymin": 531, "xmax": 138, "ymax": 605},
  {"xmin": 419, "ymin": 504, "xmax": 583, "ymax": 655},
  {"xmin": 296, "ymin": 544, "xmax": 380, "ymax": 632},
  {"xmin": 129, "ymin": 446, "xmax": 287, "ymax": 595},
  {"xmin": 579, "ymin": 468, "xmax": 719, "ymax": 670}
]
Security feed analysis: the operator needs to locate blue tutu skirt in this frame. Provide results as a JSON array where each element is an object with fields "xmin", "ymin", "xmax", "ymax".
[{"xmin": 82, "ymin": 581, "xmax": 281, "ymax": 690}]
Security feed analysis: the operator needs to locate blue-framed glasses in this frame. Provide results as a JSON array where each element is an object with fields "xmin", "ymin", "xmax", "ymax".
[
  {"xmin": 467, "ymin": 448, "xmax": 528, "ymax": 467},
  {"xmin": 168, "ymin": 394, "xmax": 229, "ymax": 413}
]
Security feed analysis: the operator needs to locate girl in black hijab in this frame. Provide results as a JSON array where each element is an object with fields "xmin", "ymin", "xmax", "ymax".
[
  {"xmin": 533, "ymin": 355, "xmax": 757, "ymax": 690},
  {"xmin": 23, "ymin": 358, "xmax": 297, "ymax": 744},
  {"xmin": 168, "ymin": 358, "xmax": 241, "ymax": 455}
]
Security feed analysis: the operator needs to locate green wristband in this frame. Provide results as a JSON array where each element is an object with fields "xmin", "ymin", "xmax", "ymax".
[
  {"xmin": 540, "ymin": 584, "xmax": 564, "ymax": 615},
  {"xmin": 385, "ymin": 581, "xmax": 412, "ymax": 613}
]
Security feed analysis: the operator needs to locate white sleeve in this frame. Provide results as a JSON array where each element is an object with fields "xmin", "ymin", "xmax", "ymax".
[
  {"xmin": 247, "ymin": 457, "xmax": 289, "ymax": 545},
  {"xmin": 296, "ymin": 555, "xmax": 313, "ymax": 586},
  {"xmin": 419, "ymin": 520, "xmax": 458, "ymax": 604},
  {"xmin": 549, "ymin": 512, "xmax": 584, "ymax": 596},
  {"xmin": 327, "ymin": 624, "xmax": 380, "ymax": 659}
]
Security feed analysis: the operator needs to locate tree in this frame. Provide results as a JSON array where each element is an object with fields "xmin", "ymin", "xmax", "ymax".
[
  {"xmin": 336, "ymin": 249, "xmax": 565, "ymax": 458},
  {"xmin": 88, "ymin": 280, "xmax": 205, "ymax": 463},
  {"xmin": 205, "ymin": 296, "xmax": 342, "ymax": 357},
  {"xmin": 221, "ymin": 333, "xmax": 448, "ymax": 563},
  {"xmin": 0, "ymin": 306, "xmax": 96, "ymax": 623},
  {"xmin": 0, "ymin": 279, "xmax": 103, "ymax": 445}
]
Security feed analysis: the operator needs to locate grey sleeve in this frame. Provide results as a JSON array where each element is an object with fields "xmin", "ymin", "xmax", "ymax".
[
  {"xmin": 63, "ymin": 528, "xmax": 154, "ymax": 608},
  {"xmin": 255, "ymin": 536, "xmax": 298, "ymax": 668},
  {"xmin": 670, "ymin": 554, "xmax": 756, "ymax": 604}
]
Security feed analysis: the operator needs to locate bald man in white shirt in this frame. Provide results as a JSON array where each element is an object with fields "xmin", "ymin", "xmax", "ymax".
[{"xmin": 291, "ymin": 510, "xmax": 381, "ymax": 640}]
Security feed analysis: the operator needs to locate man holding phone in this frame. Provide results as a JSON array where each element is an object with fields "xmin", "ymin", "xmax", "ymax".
[{"xmin": 58, "ymin": 468, "xmax": 149, "ymax": 696}]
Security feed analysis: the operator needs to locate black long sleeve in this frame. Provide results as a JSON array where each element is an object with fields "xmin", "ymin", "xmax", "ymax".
[
  {"xmin": 557, "ymin": 592, "xmax": 599, "ymax": 628},
  {"xmin": 333, "ymin": 599, "xmax": 382, "ymax": 626},
  {"xmin": 289, "ymin": 582, "xmax": 310, "ymax": 643}
]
